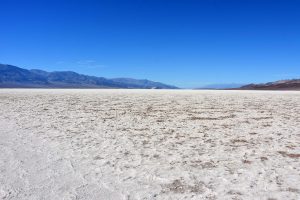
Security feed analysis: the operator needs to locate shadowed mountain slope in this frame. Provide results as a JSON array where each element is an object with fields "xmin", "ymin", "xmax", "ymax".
[{"xmin": 0, "ymin": 64, "xmax": 178, "ymax": 89}]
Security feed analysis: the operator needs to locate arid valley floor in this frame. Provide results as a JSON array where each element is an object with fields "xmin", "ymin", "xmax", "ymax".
[{"xmin": 0, "ymin": 89, "xmax": 299, "ymax": 200}]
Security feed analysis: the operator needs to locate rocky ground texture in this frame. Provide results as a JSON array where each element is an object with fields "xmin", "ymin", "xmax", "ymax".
[{"xmin": 0, "ymin": 89, "xmax": 299, "ymax": 200}]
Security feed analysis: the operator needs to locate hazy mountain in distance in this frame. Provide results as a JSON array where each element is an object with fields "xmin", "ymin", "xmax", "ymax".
[
  {"xmin": 111, "ymin": 78, "xmax": 178, "ymax": 89},
  {"xmin": 196, "ymin": 83, "xmax": 245, "ymax": 89},
  {"xmin": 0, "ymin": 64, "xmax": 178, "ymax": 89}
]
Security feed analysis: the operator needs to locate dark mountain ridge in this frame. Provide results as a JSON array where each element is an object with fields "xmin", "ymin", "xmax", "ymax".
[
  {"xmin": 0, "ymin": 64, "xmax": 178, "ymax": 89},
  {"xmin": 239, "ymin": 79, "xmax": 300, "ymax": 90}
]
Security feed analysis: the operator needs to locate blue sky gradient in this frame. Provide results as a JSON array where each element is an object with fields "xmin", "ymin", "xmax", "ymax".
[{"xmin": 1, "ymin": 0, "xmax": 300, "ymax": 88}]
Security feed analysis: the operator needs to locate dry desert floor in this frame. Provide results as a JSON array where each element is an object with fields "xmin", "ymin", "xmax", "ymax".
[{"xmin": 0, "ymin": 89, "xmax": 299, "ymax": 200}]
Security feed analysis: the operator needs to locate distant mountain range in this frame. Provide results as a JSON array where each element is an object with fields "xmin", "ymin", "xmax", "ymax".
[
  {"xmin": 0, "ymin": 64, "xmax": 178, "ymax": 89},
  {"xmin": 198, "ymin": 83, "xmax": 245, "ymax": 89},
  {"xmin": 239, "ymin": 79, "xmax": 300, "ymax": 90},
  {"xmin": 1, "ymin": 63, "xmax": 299, "ymax": 90}
]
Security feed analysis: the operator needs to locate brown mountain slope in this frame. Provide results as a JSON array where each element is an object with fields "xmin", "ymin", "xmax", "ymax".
[{"xmin": 240, "ymin": 79, "xmax": 300, "ymax": 90}]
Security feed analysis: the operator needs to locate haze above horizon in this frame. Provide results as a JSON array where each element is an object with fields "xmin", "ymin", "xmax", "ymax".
[{"xmin": 1, "ymin": 0, "xmax": 299, "ymax": 88}]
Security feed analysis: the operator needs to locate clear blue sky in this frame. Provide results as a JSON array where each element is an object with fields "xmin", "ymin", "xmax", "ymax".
[{"xmin": 1, "ymin": 0, "xmax": 299, "ymax": 88}]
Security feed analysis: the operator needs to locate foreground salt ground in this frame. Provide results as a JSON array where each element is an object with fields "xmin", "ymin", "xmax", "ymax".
[{"xmin": 0, "ymin": 89, "xmax": 299, "ymax": 200}]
